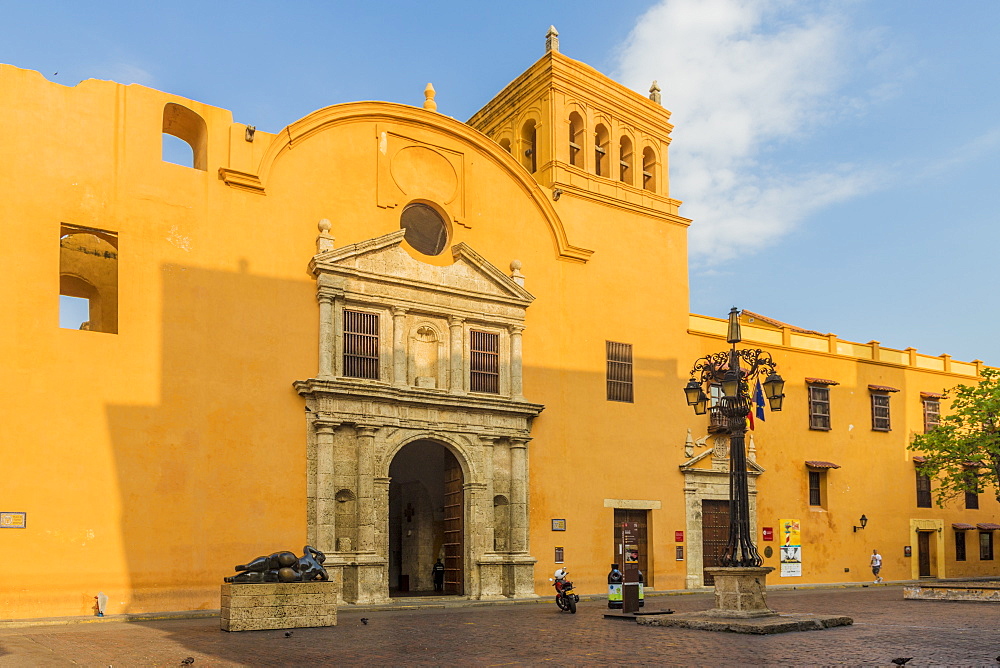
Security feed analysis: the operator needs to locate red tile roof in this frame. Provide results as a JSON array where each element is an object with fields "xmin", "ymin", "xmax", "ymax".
[
  {"xmin": 868, "ymin": 384, "xmax": 900, "ymax": 392},
  {"xmin": 805, "ymin": 377, "xmax": 839, "ymax": 386},
  {"xmin": 977, "ymin": 523, "xmax": 1000, "ymax": 531},
  {"xmin": 741, "ymin": 310, "xmax": 823, "ymax": 335},
  {"xmin": 912, "ymin": 456, "xmax": 926, "ymax": 463},
  {"xmin": 952, "ymin": 523, "xmax": 976, "ymax": 530},
  {"xmin": 920, "ymin": 392, "xmax": 945, "ymax": 399},
  {"xmin": 805, "ymin": 460, "xmax": 840, "ymax": 469}
]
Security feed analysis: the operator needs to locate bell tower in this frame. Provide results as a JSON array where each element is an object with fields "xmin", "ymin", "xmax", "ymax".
[{"xmin": 467, "ymin": 27, "xmax": 685, "ymax": 223}]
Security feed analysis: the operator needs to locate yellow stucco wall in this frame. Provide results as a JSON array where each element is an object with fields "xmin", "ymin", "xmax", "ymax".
[{"xmin": 2, "ymin": 49, "xmax": 996, "ymax": 620}]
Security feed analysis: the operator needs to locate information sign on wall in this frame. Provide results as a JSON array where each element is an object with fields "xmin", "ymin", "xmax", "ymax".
[
  {"xmin": 551, "ymin": 519, "xmax": 566, "ymax": 531},
  {"xmin": 674, "ymin": 530, "xmax": 684, "ymax": 542},
  {"xmin": 762, "ymin": 526, "xmax": 773, "ymax": 541},
  {"xmin": 1, "ymin": 512, "xmax": 26, "ymax": 528}
]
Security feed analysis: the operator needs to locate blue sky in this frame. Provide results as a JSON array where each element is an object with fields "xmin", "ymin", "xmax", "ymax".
[{"xmin": 6, "ymin": 1, "xmax": 999, "ymax": 365}]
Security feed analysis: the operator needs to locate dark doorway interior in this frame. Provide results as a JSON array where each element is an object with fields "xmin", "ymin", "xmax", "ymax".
[
  {"xmin": 388, "ymin": 441, "xmax": 463, "ymax": 596},
  {"xmin": 613, "ymin": 508, "xmax": 652, "ymax": 587},
  {"xmin": 701, "ymin": 499, "xmax": 730, "ymax": 586}
]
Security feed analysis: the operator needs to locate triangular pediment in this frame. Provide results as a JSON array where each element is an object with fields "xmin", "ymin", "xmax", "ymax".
[{"xmin": 311, "ymin": 230, "xmax": 534, "ymax": 306}]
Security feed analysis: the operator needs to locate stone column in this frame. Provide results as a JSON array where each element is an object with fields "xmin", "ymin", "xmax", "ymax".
[
  {"xmin": 314, "ymin": 421, "xmax": 337, "ymax": 553},
  {"xmin": 373, "ymin": 476, "xmax": 391, "ymax": 567},
  {"xmin": 509, "ymin": 438, "xmax": 530, "ymax": 554},
  {"xmin": 509, "ymin": 325, "xmax": 524, "ymax": 400},
  {"xmin": 356, "ymin": 426, "xmax": 379, "ymax": 553},
  {"xmin": 317, "ymin": 293, "xmax": 335, "ymax": 378},
  {"xmin": 392, "ymin": 307, "xmax": 407, "ymax": 387},
  {"xmin": 479, "ymin": 436, "xmax": 499, "ymax": 552},
  {"xmin": 448, "ymin": 316, "xmax": 465, "ymax": 393}
]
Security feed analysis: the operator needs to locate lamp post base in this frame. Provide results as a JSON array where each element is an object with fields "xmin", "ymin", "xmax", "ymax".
[{"xmin": 703, "ymin": 566, "xmax": 776, "ymax": 618}]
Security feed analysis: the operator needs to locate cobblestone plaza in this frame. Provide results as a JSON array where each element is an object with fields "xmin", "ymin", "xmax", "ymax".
[{"xmin": 1, "ymin": 586, "xmax": 995, "ymax": 666}]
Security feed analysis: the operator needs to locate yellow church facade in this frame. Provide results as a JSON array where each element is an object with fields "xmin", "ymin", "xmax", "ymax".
[{"xmin": 2, "ymin": 33, "xmax": 996, "ymax": 620}]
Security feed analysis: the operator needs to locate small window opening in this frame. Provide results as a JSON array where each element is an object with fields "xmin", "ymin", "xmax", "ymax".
[
  {"xmin": 642, "ymin": 147, "xmax": 656, "ymax": 192},
  {"xmin": 520, "ymin": 120, "xmax": 537, "ymax": 173},
  {"xmin": 871, "ymin": 393, "xmax": 891, "ymax": 431},
  {"xmin": 162, "ymin": 102, "xmax": 208, "ymax": 170},
  {"xmin": 915, "ymin": 471, "xmax": 932, "ymax": 508},
  {"xmin": 400, "ymin": 203, "xmax": 449, "ymax": 256},
  {"xmin": 808, "ymin": 470, "xmax": 823, "ymax": 506},
  {"xmin": 343, "ymin": 310, "xmax": 380, "ymax": 380},
  {"xmin": 568, "ymin": 112, "xmax": 584, "ymax": 167},
  {"xmin": 606, "ymin": 341, "xmax": 633, "ymax": 403},
  {"xmin": 499, "ymin": 137, "xmax": 512, "ymax": 153},
  {"xmin": 956, "ymin": 531, "xmax": 966, "ymax": 561},
  {"xmin": 470, "ymin": 330, "xmax": 500, "ymax": 394},
  {"xmin": 619, "ymin": 136, "xmax": 633, "ymax": 185},
  {"xmin": 59, "ymin": 225, "xmax": 118, "ymax": 334},
  {"xmin": 594, "ymin": 124, "xmax": 609, "ymax": 177},
  {"xmin": 922, "ymin": 398, "xmax": 940, "ymax": 433}
]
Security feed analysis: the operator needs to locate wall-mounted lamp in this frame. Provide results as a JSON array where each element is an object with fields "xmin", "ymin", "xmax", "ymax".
[{"xmin": 853, "ymin": 514, "xmax": 868, "ymax": 533}]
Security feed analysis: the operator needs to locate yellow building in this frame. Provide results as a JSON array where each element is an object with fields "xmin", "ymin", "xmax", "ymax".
[{"xmin": 2, "ymin": 31, "xmax": 996, "ymax": 620}]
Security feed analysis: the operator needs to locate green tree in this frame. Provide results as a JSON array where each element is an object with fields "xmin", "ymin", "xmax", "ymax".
[{"xmin": 909, "ymin": 367, "xmax": 1000, "ymax": 506}]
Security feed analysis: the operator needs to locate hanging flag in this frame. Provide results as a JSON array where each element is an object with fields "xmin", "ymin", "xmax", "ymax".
[
  {"xmin": 754, "ymin": 379, "xmax": 767, "ymax": 422},
  {"xmin": 747, "ymin": 405, "xmax": 755, "ymax": 431}
]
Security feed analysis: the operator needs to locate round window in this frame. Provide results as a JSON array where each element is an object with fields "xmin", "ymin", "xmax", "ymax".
[{"xmin": 400, "ymin": 203, "xmax": 448, "ymax": 256}]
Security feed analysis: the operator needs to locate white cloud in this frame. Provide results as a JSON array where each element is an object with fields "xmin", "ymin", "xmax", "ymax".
[{"xmin": 615, "ymin": 0, "xmax": 886, "ymax": 262}]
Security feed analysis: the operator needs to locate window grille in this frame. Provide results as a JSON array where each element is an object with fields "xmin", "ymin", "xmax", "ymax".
[
  {"xmin": 980, "ymin": 531, "xmax": 994, "ymax": 561},
  {"xmin": 606, "ymin": 341, "xmax": 633, "ymax": 403},
  {"xmin": 916, "ymin": 471, "xmax": 932, "ymax": 508},
  {"xmin": 956, "ymin": 531, "xmax": 966, "ymax": 561},
  {"xmin": 470, "ymin": 330, "xmax": 500, "ymax": 393},
  {"xmin": 343, "ymin": 310, "xmax": 379, "ymax": 380},
  {"xmin": 871, "ymin": 393, "xmax": 891, "ymax": 431},
  {"xmin": 808, "ymin": 386, "xmax": 831, "ymax": 430},
  {"xmin": 923, "ymin": 398, "xmax": 940, "ymax": 433},
  {"xmin": 808, "ymin": 471, "xmax": 822, "ymax": 506}
]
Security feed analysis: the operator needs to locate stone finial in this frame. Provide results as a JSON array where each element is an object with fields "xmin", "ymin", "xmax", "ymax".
[
  {"xmin": 649, "ymin": 80, "xmax": 661, "ymax": 105},
  {"xmin": 684, "ymin": 428, "xmax": 694, "ymax": 458},
  {"xmin": 510, "ymin": 259, "xmax": 525, "ymax": 287},
  {"xmin": 545, "ymin": 25, "xmax": 559, "ymax": 53},
  {"xmin": 317, "ymin": 218, "xmax": 335, "ymax": 253},
  {"xmin": 423, "ymin": 83, "xmax": 437, "ymax": 111}
]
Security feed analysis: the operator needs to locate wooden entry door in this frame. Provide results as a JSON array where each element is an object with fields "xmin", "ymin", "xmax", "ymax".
[
  {"xmin": 702, "ymin": 500, "xmax": 730, "ymax": 586},
  {"xmin": 918, "ymin": 531, "xmax": 932, "ymax": 577},
  {"xmin": 613, "ymin": 509, "xmax": 651, "ymax": 586},
  {"xmin": 443, "ymin": 452, "xmax": 464, "ymax": 595}
]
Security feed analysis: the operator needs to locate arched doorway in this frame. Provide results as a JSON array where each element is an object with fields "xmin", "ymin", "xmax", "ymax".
[{"xmin": 388, "ymin": 440, "xmax": 464, "ymax": 596}]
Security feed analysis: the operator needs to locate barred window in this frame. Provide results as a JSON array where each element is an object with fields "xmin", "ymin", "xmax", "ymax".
[
  {"xmin": 808, "ymin": 470, "xmax": 823, "ymax": 506},
  {"xmin": 923, "ymin": 398, "xmax": 940, "ymax": 433},
  {"xmin": 956, "ymin": 531, "xmax": 966, "ymax": 561},
  {"xmin": 916, "ymin": 471, "xmax": 932, "ymax": 508},
  {"xmin": 871, "ymin": 393, "xmax": 891, "ymax": 431},
  {"xmin": 606, "ymin": 341, "xmax": 633, "ymax": 403},
  {"xmin": 980, "ymin": 531, "xmax": 994, "ymax": 561},
  {"xmin": 343, "ymin": 310, "xmax": 379, "ymax": 380},
  {"xmin": 965, "ymin": 470, "xmax": 980, "ymax": 509},
  {"xmin": 470, "ymin": 330, "xmax": 500, "ymax": 394},
  {"xmin": 808, "ymin": 386, "xmax": 831, "ymax": 430}
]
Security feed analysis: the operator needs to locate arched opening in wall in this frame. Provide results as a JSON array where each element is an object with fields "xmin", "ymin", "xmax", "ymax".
[
  {"xmin": 619, "ymin": 135, "xmax": 633, "ymax": 185},
  {"xmin": 568, "ymin": 112, "xmax": 584, "ymax": 167},
  {"xmin": 499, "ymin": 137, "xmax": 511, "ymax": 154},
  {"xmin": 520, "ymin": 120, "xmax": 537, "ymax": 173},
  {"xmin": 594, "ymin": 123, "xmax": 609, "ymax": 177},
  {"xmin": 59, "ymin": 225, "xmax": 118, "ymax": 333},
  {"xmin": 388, "ymin": 440, "xmax": 464, "ymax": 596},
  {"xmin": 642, "ymin": 147, "xmax": 657, "ymax": 192},
  {"xmin": 400, "ymin": 202, "xmax": 449, "ymax": 256},
  {"xmin": 162, "ymin": 102, "xmax": 207, "ymax": 170}
]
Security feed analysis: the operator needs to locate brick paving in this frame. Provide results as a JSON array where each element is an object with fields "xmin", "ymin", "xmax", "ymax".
[{"xmin": 1, "ymin": 586, "xmax": 998, "ymax": 667}]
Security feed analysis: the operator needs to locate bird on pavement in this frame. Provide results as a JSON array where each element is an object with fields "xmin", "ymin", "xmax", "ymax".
[
  {"xmin": 181, "ymin": 659, "xmax": 195, "ymax": 666},
  {"xmin": 890, "ymin": 659, "xmax": 912, "ymax": 666},
  {"xmin": 361, "ymin": 617, "xmax": 369, "ymax": 625},
  {"xmin": 285, "ymin": 631, "xmax": 293, "ymax": 637}
]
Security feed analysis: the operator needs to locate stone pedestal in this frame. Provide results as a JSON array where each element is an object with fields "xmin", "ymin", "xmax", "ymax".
[
  {"xmin": 221, "ymin": 582, "xmax": 338, "ymax": 632},
  {"xmin": 703, "ymin": 566, "xmax": 775, "ymax": 618}
]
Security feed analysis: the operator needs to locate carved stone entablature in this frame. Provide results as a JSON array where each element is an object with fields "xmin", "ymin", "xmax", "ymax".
[{"xmin": 295, "ymin": 231, "xmax": 543, "ymax": 604}]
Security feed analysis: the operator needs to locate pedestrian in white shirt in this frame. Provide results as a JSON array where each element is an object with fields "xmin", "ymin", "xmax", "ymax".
[{"xmin": 870, "ymin": 549, "xmax": 883, "ymax": 583}]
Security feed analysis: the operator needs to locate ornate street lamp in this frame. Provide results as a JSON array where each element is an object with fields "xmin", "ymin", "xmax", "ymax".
[{"xmin": 684, "ymin": 307, "xmax": 785, "ymax": 567}]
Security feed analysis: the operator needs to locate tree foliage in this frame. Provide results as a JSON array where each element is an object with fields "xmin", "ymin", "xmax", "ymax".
[{"xmin": 910, "ymin": 367, "xmax": 1000, "ymax": 506}]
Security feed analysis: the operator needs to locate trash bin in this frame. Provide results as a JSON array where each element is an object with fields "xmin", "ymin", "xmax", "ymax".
[{"xmin": 608, "ymin": 563, "xmax": 623, "ymax": 609}]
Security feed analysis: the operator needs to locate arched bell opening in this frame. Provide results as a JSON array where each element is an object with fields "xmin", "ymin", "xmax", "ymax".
[{"xmin": 388, "ymin": 440, "xmax": 465, "ymax": 596}]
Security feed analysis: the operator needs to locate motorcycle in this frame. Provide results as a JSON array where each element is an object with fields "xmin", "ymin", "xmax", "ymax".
[{"xmin": 549, "ymin": 568, "xmax": 579, "ymax": 614}]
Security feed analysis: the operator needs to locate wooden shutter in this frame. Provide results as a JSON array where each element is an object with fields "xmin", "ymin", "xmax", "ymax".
[{"xmin": 606, "ymin": 341, "xmax": 633, "ymax": 402}]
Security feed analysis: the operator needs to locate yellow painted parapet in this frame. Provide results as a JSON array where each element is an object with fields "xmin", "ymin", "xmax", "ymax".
[{"xmin": 688, "ymin": 313, "xmax": 985, "ymax": 376}]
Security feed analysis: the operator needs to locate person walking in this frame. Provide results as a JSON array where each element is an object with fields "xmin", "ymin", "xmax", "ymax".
[
  {"xmin": 432, "ymin": 558, "xmax": 446, "ymax": 592},
  {"xmin": 870, "ymin": 549, "xmax": 883, "ymax": 583}
]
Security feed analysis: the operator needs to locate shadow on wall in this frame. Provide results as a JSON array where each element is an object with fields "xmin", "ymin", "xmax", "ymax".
[{"xmin": 105, "ymin": 263, "xmax": 315, "ymax": 613}]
